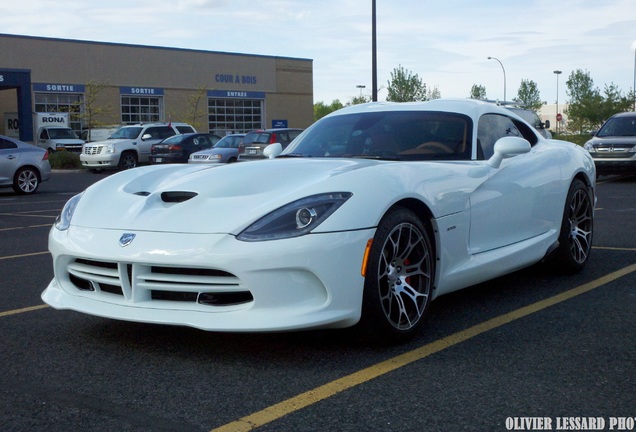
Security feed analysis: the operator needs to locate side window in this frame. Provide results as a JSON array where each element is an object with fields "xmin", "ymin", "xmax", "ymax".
[
  {"xmin": 40, "ymin": 130, "xmax": 49, "ymax": 140},
  {"xmin": 146, "ymin": 127, "xmax": 176, "ymax": 140},
  {"xmin": 176, "ymin": 125, "xmax": 195, "ymax": 134},
  {"xmin": 477, "ymin": 114, "xmax": 523, "ymax": 160},
  {"xmin": 0, "ymin": 138, "xmax": 18, "ymax": 150},
  {"xmin": 289, "ymin": 130, "xmax": 302, "ymax": 141}
]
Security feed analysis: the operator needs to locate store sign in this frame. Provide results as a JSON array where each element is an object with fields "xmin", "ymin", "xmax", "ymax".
[
  {"xmin": 208, "ymin": 90, "xmax": 265, "ymax": 99},
  {"xmin": 214, "ymin": 73, "xmax": 258, "ymax": 85},
  {"xmin": 272, "ymin": 119, "xmax": 288, "ymax": 128},
  {"xmin": 120, "ymin": 87, "xmax": 164, "ymax": 95},
  {"xmin": 33, "ymin": 83, "xmax": 85, "ymax": 93}
]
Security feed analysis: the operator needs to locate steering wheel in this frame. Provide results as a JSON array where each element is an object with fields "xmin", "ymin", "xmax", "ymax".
[{"xmin": 417, "ymin": 141, "xmax": 454, "ymax": 153}]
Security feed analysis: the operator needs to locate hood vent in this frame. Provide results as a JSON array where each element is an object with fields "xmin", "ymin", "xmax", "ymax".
[{"xmin": 161, "ymin": 191, "xmax": 198, "ymax": 203}]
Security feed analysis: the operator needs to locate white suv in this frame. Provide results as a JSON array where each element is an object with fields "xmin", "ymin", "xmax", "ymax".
[{"xmin": 81, "ymin": 122, "xmax": 196, "ymax": 170}]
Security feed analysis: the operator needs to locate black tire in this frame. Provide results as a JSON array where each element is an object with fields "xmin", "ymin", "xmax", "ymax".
[
  {"xmin": 359, "ymin": 207, "xmax": 435, "ymax": 343},
  {"xmin": 118, "ymin": 151, "xmax": 138, "ymax": 170},
  {"xmin": 552, "ymin": 179, "xmax": 593, "ymax": 273},
  {"xmin": 12, "ymin": 167, "xmax": 40, "ymax": 194}
]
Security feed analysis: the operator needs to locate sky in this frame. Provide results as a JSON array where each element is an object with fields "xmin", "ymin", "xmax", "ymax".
[{"xmin": 2, "ymin": 0, "xmax": 635, "ymax": 105}]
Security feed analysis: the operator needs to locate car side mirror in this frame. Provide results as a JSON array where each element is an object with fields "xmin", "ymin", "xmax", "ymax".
[
  {"xmin": 263, "ymin": 143, "xmax": 283, "ymax": 159},
  {"xmin": 487, "ymin": 136, "xmax": 531, "ymax": 168},
  {"xmin": 141, "ymin": 133, "xmax": 152, "ymax": 141},
  {"xmin": 544, "ymin": 120, "xmax": 550, "ymax": 129}
]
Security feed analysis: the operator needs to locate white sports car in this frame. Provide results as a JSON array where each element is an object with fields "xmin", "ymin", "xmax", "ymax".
[{"xmin": 42, "ymin": 99, "xmax": 595, "ymax": 342}]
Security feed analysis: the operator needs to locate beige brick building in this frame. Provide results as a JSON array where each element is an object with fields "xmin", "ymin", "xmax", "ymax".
[{"xmin": 0, "ymin": 33, "xmax": 313, "ymax": 142}]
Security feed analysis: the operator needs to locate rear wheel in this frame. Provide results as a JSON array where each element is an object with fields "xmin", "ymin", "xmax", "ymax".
[
  {"xmin": 360, "ymin": 207, "xmax": 434, "ymax": 343},
  {"xmin": 118, "ymin": 151, "xmax": 138, "ymax": 170},
  {"xmin": 13, "ymin": 167, "xmax": 40, "ymax": 194},
  {"xmin": 553, "ymin": 179, "xmax": 593, "ymax": 273}
]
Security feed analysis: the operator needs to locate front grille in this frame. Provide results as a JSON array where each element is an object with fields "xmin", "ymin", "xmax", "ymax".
[
  {"xmin": 65, "ymin": 258, "xmax": 251, "ymax": 308},
  {"xmin": 83, "ymin": 145, "xmax": 104, "ymax": 155},
  {"xmin": 593, "ymin": 143, "xmax": 635, "ymax": 159}
]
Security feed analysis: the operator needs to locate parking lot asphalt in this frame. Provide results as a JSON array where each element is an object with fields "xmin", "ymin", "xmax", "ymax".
[{"xmin": 1, "ymin": 170, "xmax": 635, "ymax": 432}]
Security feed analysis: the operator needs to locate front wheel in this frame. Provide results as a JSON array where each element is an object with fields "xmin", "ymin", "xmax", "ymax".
[
  {"xmin": 13, "ymin": 167, "xmax": 40, "ymax": 194},
  {"xmin": 359, "ymin": 207, "xmax": 435, "ymax": 343},
  {"xmin": 552, "ymin": 178, "xmax": 594, "ymax": 273},
  {"xmin": 118, "ymin": 152, "xmax": 138, "ymax": 170}
]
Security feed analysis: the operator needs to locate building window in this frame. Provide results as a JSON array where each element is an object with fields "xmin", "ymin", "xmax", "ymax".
[
  {"xmin": 121, "ymin": 96, "xmax": 162, "ymax": 124},
  {"xmin": 208, "ymin": 99, "xmax": 264, "ymax": 135},
  {"xmin": 34, "ymin": 93, "xmax": 83, "ymax": 133}
]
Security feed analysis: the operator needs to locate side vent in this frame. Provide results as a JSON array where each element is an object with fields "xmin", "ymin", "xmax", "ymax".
[{"xmin": 161, "ymin": 191, "xmax": 198, "ymax": 203}]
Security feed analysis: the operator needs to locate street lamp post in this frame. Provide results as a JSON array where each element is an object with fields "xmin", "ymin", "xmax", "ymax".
[
  {"xmin": 356, "ymin": 85, "xmax": 366, "ymax": 98},
  {"xmin": 488, "ymin": 56, "xmax": 506, "ymax": 102},
  {"xmin": 371, "ymin": 0, "xmax": 377, "ymax": 102},
  {"xmin": 554, "ymin": 70, "xmax": 562, "ymax": 134}
]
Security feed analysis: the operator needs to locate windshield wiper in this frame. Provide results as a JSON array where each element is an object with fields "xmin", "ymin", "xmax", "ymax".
[
  {"xmin": 279, "ymin": 153, "xmax": 309, "ymax": 158},
  {"xmin": 350, "ymin": 154, "xmax": 401, "ymax": 161}
]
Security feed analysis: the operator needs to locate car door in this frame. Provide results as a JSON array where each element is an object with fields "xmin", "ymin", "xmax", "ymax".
[
  {"xmin": 139, "ymin": 126, "xmax": 175, "ymax": 160},
  {"xmin": 468, "ymin": 114, "xmax": 562, "ymax": 254},
  {"xmin": 0, "ymin": 138, "xmax": 20, "ymax": 184}
]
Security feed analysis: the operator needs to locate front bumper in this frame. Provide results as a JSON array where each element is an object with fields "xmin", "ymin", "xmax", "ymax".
[
  {"xmin": 80, "ymin": 153, "xmax": 118, "ymax": 168},
  {"xmin": 42, "ymin": 226, "xmax": 374, "ymax": 331},
  {"xmin": 592, "ymin": 156, "xmax": 636, "ymax": 175}
]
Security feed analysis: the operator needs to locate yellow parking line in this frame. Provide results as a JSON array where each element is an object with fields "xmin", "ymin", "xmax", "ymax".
[
  {"xmin": 0, "ymin": 304, "xmax": 48, "ymax": 318},
  {"xmin": 594, "ymin": 246, "xmax": 636, "ymax": 252},
  {"xmin": 210, "ymin": 262, "xmax": 636, "ymax": 432},
  {"xmin": 0, "ymin": 251, "xmax": 50, "ymax": 261}
]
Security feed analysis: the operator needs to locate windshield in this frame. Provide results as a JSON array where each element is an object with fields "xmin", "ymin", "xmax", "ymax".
[
  {"xmin": 508, "ymin": 108, "xmax": 541, "ymax": 128},
  {"xmin": 160, "ymin": 134, "xmax": 187, "ymax": 144},
  {"xmin": 109, "ymin": 126, "xmax": 143, "ymax": 140},
  {"xmin": 243, "ymin": 132, "xmax": 272, "ymax": 144},
  {"xmin": 214, "ymin": 135, "xmax": 242, "ymax": 148},
  {"xmin": 48, "ymin": 128, "xmax": 78, "ymax": 139},
  {"xmin": 597, "ymin": 116, "xmax": 636, "ymax": 138},
  {"xmin": 283, "ymin": 111, "xmax": 473, "ymax": 161}
]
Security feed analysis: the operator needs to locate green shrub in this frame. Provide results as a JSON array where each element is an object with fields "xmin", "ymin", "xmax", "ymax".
[{"xmin": 48, "ymin": 151, "xmax": 82, "ymax": 169}]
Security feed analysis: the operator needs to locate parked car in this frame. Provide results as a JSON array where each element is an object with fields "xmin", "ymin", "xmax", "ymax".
[
  {"xmin": 81, "ymin": 122, "xmax": 196, "ymax": 170},
  {"xmin": 43, "ymin": 99, "xmax": 595, "ymax": 343},
  {"xmin": 237, "ymin": 128, "xmax": 303, "ymax": 161},
  {"xmin": 584, "ymin": 111, "xmax": 636, "ymax": 176},
  {"xmin": 189, "ymin": 134, "xmax": 246, "ymax": 164},
  {"xmin": 0, "ymin": 135, "xmax": 51, "ymax": 194},
  {"xmin": 150, "ymin": 133, "xmax": 221, "ymax": 164}
]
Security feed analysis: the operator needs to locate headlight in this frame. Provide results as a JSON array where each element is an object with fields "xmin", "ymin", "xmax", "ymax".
[
  {"xmin": 106, "ymin": 143, "xmax": 116, "ymax": 154},
  {"xmin": 237, "ymin": 192, "xmax": 353, "ymax": 242},
  {"xmin": 583, "ymin": 142, "xmax": 595, "ymax": 152},
  {"xmin": 55, "ymin": 193, "xmax": 83, "ymax": 231}
]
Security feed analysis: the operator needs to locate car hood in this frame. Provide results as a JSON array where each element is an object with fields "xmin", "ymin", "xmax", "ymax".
[
  {"xmin": 85, "ymin": 139, "xmax": 129, "ymax": 146},
  {"xmin": 49, "ymin": 138, "xmax": 85, "ymax": 144},
  {"xmin": 71, "ymin": 158, "xmax": 471, "ymax": 234},
  {"xmin": 589, "ymin": 135, "xmax": 636, "ymax": 144}
]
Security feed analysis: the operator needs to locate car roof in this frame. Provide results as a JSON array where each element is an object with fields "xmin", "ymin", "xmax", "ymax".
[{"xmin": 330, "ymin": 98, "xmax": 511, "ymax": 117}]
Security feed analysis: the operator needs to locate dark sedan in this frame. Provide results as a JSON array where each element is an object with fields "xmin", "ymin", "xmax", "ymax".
[{"xmin": 150, "ymin": 133, "xmax": 221, "ymax": 164}]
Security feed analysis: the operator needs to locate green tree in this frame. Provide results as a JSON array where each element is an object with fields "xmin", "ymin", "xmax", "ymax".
[
  {"xmin": 565, "ymin": 69, "xmax": 603, "ymax": 133},
  {"xmin": 599, "ymin": 83, "xmax": 634, "ymax": 121},
  {"xmin": 427, "ymin": 86, "xmax": 441, "ymax": 100},
  {"xmin": 386, "ymin": 65, "xmax": 427, "ymax": 102},
  {"xmin": 314, "ymin": 100, "xmax": 344, "ymax": 121},
  {"xmin": 78, "ymin": 80, "xmax": 113, "ymax": 141},
  {"xmin": 348, "ymin": 94, "xmax": 371, "ymax": 106},
  {"xmin": 469, "ymin": 84, "xmax": 487, "ymax": 100},
  {"xmin": 183, "ymin": 84, "xmax": 209, "ymax": 131},
  {"xmin": 514, "ymin": 79, "xmax": 543, "ymax": 112}
]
